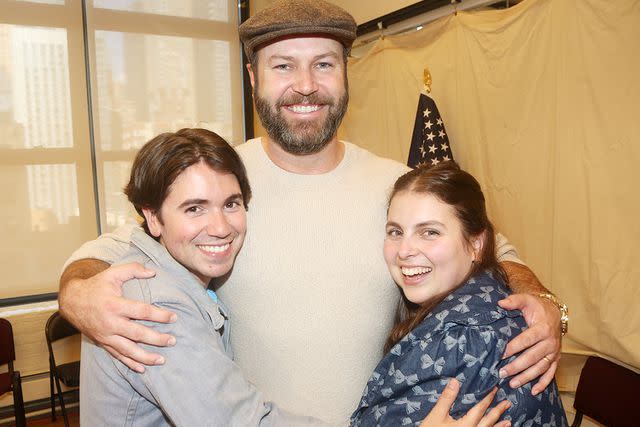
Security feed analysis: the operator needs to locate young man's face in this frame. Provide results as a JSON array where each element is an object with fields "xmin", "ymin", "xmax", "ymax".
[
  {"xmin": 248, "ymin": 36, "xmax": 349, "ymax": 155},
  {"xmin": 143, "ymin": 161, "xmax": 247, "ymax": 285}
]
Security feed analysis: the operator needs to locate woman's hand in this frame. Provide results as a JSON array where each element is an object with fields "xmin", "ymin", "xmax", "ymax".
[{"xmin": 419, "ymin": 379, "xmax": 511, "ymax": 427}]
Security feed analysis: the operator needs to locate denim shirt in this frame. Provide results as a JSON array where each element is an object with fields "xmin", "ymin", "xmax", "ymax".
[
  {"xmin": 80, "ymin": 228, "xmax": 329, "ymax": 427},
  {"xmin": 350, "ymin": 271, "xmax": 567, "ymax": 427}
]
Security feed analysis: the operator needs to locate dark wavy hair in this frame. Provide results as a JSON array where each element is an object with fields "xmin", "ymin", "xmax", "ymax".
[
  {"xmin": 124, "ymin": 128, "xmax": 252, "ymax": 236},
  {"xmin": 384, "ymin": 161, "xmax": 506, "ymax": 352}
]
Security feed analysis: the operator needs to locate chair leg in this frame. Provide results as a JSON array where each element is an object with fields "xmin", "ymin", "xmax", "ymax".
[
  {"xmin": 11, "ymin": 372, "xmax": 27, "ymax": 427},
  {"xmin": 571, "ymin": 412, "xmax": 583, "ymax": 427},
  {"xmin": 53, "ymin": 372, "xmax": 70, "ymax": 427},
  {"xmin": 49, "ymin": 368, "xmax": 56, "ymax": 421}
]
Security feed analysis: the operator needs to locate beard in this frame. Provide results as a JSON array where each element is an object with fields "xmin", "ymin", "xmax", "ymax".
[{"xmin": 254, "ymin": 81, "xmax": 349, "ymax": 155}]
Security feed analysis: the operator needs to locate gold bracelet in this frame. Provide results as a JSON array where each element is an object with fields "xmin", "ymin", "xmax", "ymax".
[{"xmin": 538, "ymin": 293, "xmax": 569, "ymax": 336}]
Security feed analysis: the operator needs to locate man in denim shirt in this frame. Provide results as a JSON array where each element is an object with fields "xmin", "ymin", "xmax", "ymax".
[{"xmin": 80, "ymin": 129, "xmax": 328, "ymax": 426}]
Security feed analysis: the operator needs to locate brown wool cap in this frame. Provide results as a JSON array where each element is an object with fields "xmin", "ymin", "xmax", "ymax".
[{"xmin": 239, "ymin": 0, "xmax": 357, "ymax": 58}]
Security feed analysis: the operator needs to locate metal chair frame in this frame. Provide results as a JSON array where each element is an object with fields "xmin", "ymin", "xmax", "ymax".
[
  {"xmin": 45, "ymin": 311, "xmax": 80, "ymax": 427},
  {"xmin": 0, "ymin": 317, "xmax": 27, "ymax": 427},
  {"xmin": 571, "ymin": 355, "xmax": 640, "ymax": 427}
]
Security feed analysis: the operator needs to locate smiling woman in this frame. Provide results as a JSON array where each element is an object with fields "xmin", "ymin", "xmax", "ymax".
[
  {"xmin": 384, "ymin": 191, "xmax": 480, "ymax": 306},
  {"xmin": 351, "ymin": 162, "xmax": 568, "ymax": 426}
]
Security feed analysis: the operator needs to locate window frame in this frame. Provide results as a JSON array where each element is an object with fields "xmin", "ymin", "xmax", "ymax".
[{"xmin": 0, "ymin": 0, "xmax": 252, "ymax": 307}]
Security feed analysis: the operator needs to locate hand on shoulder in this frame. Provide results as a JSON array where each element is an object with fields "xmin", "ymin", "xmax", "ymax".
[{"xmin": 59, "ymin": 260, "xmax": 176, "ymax": 372}]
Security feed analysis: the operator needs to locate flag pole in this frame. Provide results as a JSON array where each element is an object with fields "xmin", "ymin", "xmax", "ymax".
[{"xmin": 423, "ymin": 68, "xmax": 432, "ymax": 94}]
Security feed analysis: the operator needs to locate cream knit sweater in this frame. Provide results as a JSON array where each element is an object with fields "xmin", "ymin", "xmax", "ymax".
[{"xmin": 216, "ymin": 139, "xmax": 410, "ymax": 424}]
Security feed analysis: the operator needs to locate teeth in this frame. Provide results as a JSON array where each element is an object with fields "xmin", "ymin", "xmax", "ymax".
[
  {"xmin": 401, "ymin": 266, "xmax": 432, "ymax": 276},
  {"xmin": 288, "ymin": 105, "xmax": 320, "ymax": 113},
  {"xmin": 198, "ymin": 243, "xmax": 229, "ymax": 254}
]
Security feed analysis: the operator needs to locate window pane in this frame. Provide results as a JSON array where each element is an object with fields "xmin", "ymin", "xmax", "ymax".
[
  {"xmin": 0, "ymin": 0, "xmax": 242, "ymax": 301},
  {"xmin": 93, "ymin": 0, "xmax": 229, "ymax": 22},
  {"xmin": 0, "ymin": 25, "xmax": 73, "ymax": 149},
  {"xmin": 103, "ymin": 160, "xmax": 138, "ymax": 230},
  {"xmin": 27, "ymin": 164, "xmax": 79, "ymax": 228},
  {"xmin": 94, "ymin": 31, "xmax": 235, "ymax": 149},
  {"xmin": 0, "ymin": 164, "xmax": 88, "ymax": 299}
]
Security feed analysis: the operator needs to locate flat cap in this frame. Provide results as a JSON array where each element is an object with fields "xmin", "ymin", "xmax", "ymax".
[{"xmin": 239, "ymin": 0, "xmax": 357, "ymax": 58}]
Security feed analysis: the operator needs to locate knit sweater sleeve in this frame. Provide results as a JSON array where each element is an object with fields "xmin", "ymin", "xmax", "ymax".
[
  {"xmin": 495, "ymin": 232, "xmax": 524, "ymax": 265},
  {"xmin": 62, "ymin": 223, "xmax": 136, "ymax": 270}
]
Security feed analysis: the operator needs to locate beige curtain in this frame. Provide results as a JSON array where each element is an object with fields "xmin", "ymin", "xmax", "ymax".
[{"xmin": 341, "ymin": 0, "xmax": 640, "ymax": 384}]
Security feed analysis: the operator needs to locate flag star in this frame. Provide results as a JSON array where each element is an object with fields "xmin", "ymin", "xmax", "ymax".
[
  {"xmin": 431, "ymin": 158, "xmax": 440, "ymax": 166},
  {"xmin": 424, "ymin": 120, "xmax": 433, "ymax": 130},
  {"xmin": 426, "ymin": 132, "xmax": 436, "ymax": 142},
  {"xmin": 418, "ymin": 160, "xmax": 428, "ymax": 167},
  {"xmin": 419, "ymin": 144, "xmax": 427, "ymax": 158},
  {"xmin": 428, "ymin": 144, "xmax": 437, "ymax": 154},
  {"xmin": 443, "ymin": 154, "xmax": 451, "ymax": 161},
  {"xmin": 423, "ymin": 108, "xmax": 431, "ymax": 118},
  {"xmin": 438, "ymin": 130, "xmax": 446, "ymax": 138},
  {"xmin": 436, "ymin": 118, "xmax": 443, "ymax": 126},
  {"xmin": 441, "ymin": 143, "xmax": 449, "ymax": 151}
]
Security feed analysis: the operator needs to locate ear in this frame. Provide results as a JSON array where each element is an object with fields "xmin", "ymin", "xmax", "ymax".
[
  {"xmin": 142, "ymin": 208, "xmax": 162, "ymax": 238},
  {"xmin": 246, "ymin": 63, "xmax": 256, "ymax": 93},
  {"xmin": 470, "ymin": 232, "xmax": 486, "ymax": 261}
]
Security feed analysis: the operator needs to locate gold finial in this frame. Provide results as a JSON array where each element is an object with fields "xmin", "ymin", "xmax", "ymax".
[
  {"xmin": 423, "ymin": 68, "xmax": 432, "ymax": 94},
  {"xmin": 377, "ymin": 21, "xmax": 385, "ymax": 40}
]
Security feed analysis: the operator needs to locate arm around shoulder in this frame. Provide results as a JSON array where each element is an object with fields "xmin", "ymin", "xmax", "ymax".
[
  {"xmin": 500, "ymin": 261, "xmax": 549, "ymax": 295},
  {"xmin": 496, "ymin": 262, "xmax": 564, "ymax": 394},
  {"xmin": 58, "ymin": 258, "xmax": 111, "ymax": 326},
  {"xmin": 493, "ymin": 233, "xmax": 552, "ymax": 295},
  {"xmin": 58, "ymin": 260, "xmax": 176, "ymax": 373}
]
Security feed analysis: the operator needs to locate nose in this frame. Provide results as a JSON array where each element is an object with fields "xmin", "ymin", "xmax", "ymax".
[
  {"xmin": 292, "ymin": 67, "xmax": 318, "ymax": 96},
  {"xmin": 206, "ymin": 210, "xmax": 232, "ymax": 238},
  {"xmin": 397, "ymin": 237, "xmax": 417, "ymax": 260}
]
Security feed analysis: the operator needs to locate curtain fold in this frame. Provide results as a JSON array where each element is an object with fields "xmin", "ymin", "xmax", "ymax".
[{"xmin": 341, "ymin": 0, "xmax": 640, "ymax": 384}]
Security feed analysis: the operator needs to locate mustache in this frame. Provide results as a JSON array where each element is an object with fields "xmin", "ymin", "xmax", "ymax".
[{"xmin": 276, "ymin": 93, "xmax": 334, "ymax": 108}]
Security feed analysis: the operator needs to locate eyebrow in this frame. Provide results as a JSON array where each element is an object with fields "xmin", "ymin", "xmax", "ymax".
[
  {"xmin": 178, "ymin": 198, "xmax": 208, "ymax": 209},
  {"xmin": 268, "ymin": 54, "xmax": 295, "ymax": 62},
  {"xmin": 268, "ymin": 51, "xmax": 340, "ymax": 63},
  {"xmin": 313, "ymin": 52, "xmax": 340, "ymax": 61},
  {"xmin": 385, "ymin": 220, "xmax": 446, "ymax": 228},
  {"xmin": 224, "ymin": 193, "xmax": 244, "ymax": 204},
  {"xmin": 177, "ymin": 193, "xmax": 243, "ymax": 209}
]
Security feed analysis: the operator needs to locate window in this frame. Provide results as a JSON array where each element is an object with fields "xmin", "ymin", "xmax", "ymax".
[{"xmin": 0, "ymin": 0, "xmax": 244, "ymax": 301}]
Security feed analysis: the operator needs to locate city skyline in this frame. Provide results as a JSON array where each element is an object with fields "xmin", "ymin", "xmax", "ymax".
[{"xmin": 0, "ymin": 0, "xmax": 242, "ymax": 298}]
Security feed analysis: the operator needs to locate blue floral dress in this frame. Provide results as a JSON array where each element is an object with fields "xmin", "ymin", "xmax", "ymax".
[{"xmin": 350, "ymin": 271, "xmax": 567, "ymax": 426}]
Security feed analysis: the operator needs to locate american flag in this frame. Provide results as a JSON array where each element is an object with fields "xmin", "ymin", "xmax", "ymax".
[{"xmin": 407, "ymin": 93, "xmax": 453, "ymax": 168}]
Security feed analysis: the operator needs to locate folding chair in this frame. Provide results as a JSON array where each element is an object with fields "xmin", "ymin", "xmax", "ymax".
[
  {"xmin": 0, "ymin": 317, "xmax": 26, "ymax": 427},
  {"xmin": 572, "ymin": 355, "xmax": 640, "ymax": 427},
  {"xmin": 45, "ymin": 311, "xmax": 80, "ymax": 427}
]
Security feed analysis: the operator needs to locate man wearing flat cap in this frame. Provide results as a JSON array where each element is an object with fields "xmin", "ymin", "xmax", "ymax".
[{"xmin": 59, "ymin": 0, "xmax": 563, "ymax": 424}]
